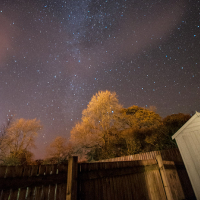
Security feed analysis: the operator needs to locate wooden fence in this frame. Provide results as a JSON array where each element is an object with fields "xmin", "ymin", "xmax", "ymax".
[
  {"xmin": 94, "ymin": 148, "xmax": 183, "ymax": 162},
  {"xmin": 0, "ymin": 163, "xmax": 68, "ymax": 200},
  {"xmin": 78, "ymin": 156, "xmax": 195, "ymax": 200},
  {"xmin": 0, "ymin": 150, "xmax": 196, "ymax": 200}
]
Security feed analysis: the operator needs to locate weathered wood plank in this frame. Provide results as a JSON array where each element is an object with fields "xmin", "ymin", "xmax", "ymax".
[
  {"xmin": 137, "ymin": 172, "xmax": 149, "ymax": 200},
  {"xmin": 31, "ymin": 165, "xmax": 39, "ymax": 176},
  {"xmin": 146, "ymin": 171, "xmax": 154, "ymax": 199},
  {"xmin": 165, "ymin": 168, "xmax": 185, "ymax": 200},
  {"xmin": 56, "ymin": 184, "xmax": 67, "ymax": 200},
  {"xmin": 0, "ymin": 190, "xmax": 11, "ymax": 200},
  {"xmin": 154, "ymin": 170, "xmax": 167, "ymax": 200},
  {"xmin": 0, "ymin": 166, "xmax": 7, "ymax": 178},
  {"xmin": 109, "ymin": 177, "xmax": 114, "ymax": 200},
  {"xmin": 29, "ymin": 187, "xmax": 37, "ymax": 200},
  {"xmin": 66, "ymin": 156, "xmax": 78, "ymax": 200},
  {"xmin": 35, "ymin": 186, "xmax": 44, "ymax": 200},
  {"xmin": 18, "ymin": 188, "xmax": 27, "ymax": 200},
  {"xmin": 23, "ymin": 165, "xmax": 32, "ymax": 176},
  {"xmin": 43, "ymin": 185, "xmax": 50, "ymax": 200},
  {"xmin": 58, "ymin": 164, "xmax": 68, "ymax": 174},
  {"xmin": 151, "ymin": 170, "xmax": 163, "ymax": 200},
  {"xmin": 8, "ymin": 188, "xmax": 19, "ymax": 200},
  {"xmin": 45, "ymin": 165, "xmax": 51, "ymax": 175},
  {"xmin": 126, "ymin": 174, "xmax": 134, "ymax": 199},
  {"xmin": 81, "ymin": 179, "xmax": 93, "ymax": 200},
  {"xmin": 25, "ymin": 187, "xmax": 32, "ymax": 200},
  {"xmin": 123, "ymin": 175, "xmax": 130, "ymax": 200},
  {"xmin": 38, "ymin": 165, "xmax": 46, "ymax": 176},
  {"xmin": 78, "ymin": 180, "xmax": 87, "ymax": 200},
  {"xmin": 115, "ymin": 176, "xmax": 124, "ymax": 200},
  {"xmin": 51, "ymin": 164, "xmax": 58, "ymax": 175},
  {"xmin": 7, "ymin": 165, "xmax": 24, "ymax": 200},
  {"xmin": 156, "ymin": 154, "xmax": 173, "ymax": 200},
  {"xmin": 176, "ymin": 169, "xmax": 196, "ymax": 199},
  {"xmin": 78, "ymin": 164, "xmax": 158, "ymax": 180},
  {"xmin": 5, "ymin": 166, "xmax": 15, "ymax": 178},
  {"xmin": 93, "ymin": 178, "xmax": 100, "ymax": 200},
  {"xmin": 110, "ymin": 176, "xmax": 117, "ymax": 200},
  {"xmin": 48, "ymin": 185, "xmax": 56, "ymax": 200}
]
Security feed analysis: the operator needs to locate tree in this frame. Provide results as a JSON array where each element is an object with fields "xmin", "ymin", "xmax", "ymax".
[
  {"xmin": 163, "ymin": 113, "xmax": 191, "ymax": 137},
  {"xmin": 121, "ymin": 105, "xmax": 162, "ymax": 128},
  {"xmin": 45, "ymin": 136, "xmax": 73, "ymax": 164},
  {"xmin": 3, "ymin": 149, "xmax": 34, "ymax": 166},
  {"xmin": 70, "ymin": 90, "xmax": 124, "ymax": 161},
  {"xmin": 120, "ymin": 106, "xmax": 163, "ymax": 154},
  {"xmin": 122, "ymin": 112, "xmax": 191, "ymax": 153},
  {"xmin": 159, "ymin": 113, "xmax": 191, "ymax": 149},
  {"xmin": 0, "ymin": 118, "xmax": 42, "ymax": 165},
  {"xmin": 0, "ymin": 115, "xmax": 12, "ymax": 157},
  {"xmin": 0, "ymin": 114, "xmax": 13, "ymax": 137}
]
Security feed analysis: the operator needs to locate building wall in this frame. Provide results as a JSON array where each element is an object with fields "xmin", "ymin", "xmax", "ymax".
[{"xmin": 175, "ymin": 114, "xmax": 200, "ymax": 200}]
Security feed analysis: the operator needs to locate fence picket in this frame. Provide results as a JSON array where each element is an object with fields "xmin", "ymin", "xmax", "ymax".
[
  {"xmin": 35, "ymin": 186, "xmax": 43, "ymax": 200},
  {"xmin": 31, "ymin": 165, "xmax": 39, "ymax": 176},
  {"xmin": 1, "ymin": 189, "xmax": 11, "ymax": 200},
  {"xmin": 56, "ymin": 184, "xmax": 66, "ymax": 200},
  {"xmin": 48, "ymin": 185, "xmax": 56, "ymax": 200},
  {"xmin": 25, "ymin": 187, "xmax": 33, "ymax": 200},
  {"xmin": 9, "ymin": 165, "xmax": 23, "ymax": 200},
  {"xmin": 43, "ymin": 185, "xmax": 50, "ymax": 200},
  {"xmin": 18, "ymin": 187, "xmax": 27, "ymax": 200}
]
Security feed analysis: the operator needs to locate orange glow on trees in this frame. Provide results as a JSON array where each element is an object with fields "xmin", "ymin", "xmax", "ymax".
[
  {"xmin": 0, "ymin": 118, "xmax": 42, "ymax": 165},
  {"xmin": 70, "ymin": 90, "xmax": 124, "ymax": 160}
]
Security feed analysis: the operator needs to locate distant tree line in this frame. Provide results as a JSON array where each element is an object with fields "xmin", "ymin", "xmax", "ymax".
[{"xmin": 0, "ymin": 90, "xmax": 191, "ymax": 165}]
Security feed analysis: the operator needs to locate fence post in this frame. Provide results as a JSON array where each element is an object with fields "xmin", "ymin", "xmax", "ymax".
[
  {"xmin": 156, "ymin": 154, "xmax": 173, "ymax": 200},
  {"xmin": 66, "ymin": 156, "xmax": 78, "ymax": 200}
]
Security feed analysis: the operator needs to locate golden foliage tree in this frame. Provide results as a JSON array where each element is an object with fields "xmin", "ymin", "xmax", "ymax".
[
  {"xmin": 120, "ymin": 106, "xmax": 163, "ymax": 154},
  {"xmin": 45, "ymin": 136, "xmax": 73, "ymax": 164},
  {"xmin": 70, "ymin": 90, "xmax": 124, "ymax": 160},
  {"xmin": 121, "ymin": 110, "xmax": 191, "ymax": 153},
  {"xmin": 0, "ymin": 118, "xmax": 42, "ymax": 165}
]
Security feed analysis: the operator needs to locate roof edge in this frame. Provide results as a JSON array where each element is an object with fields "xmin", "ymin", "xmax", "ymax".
[{"xmin": 172, "ymin": 111, "xmax": 200, "ymax": 139}]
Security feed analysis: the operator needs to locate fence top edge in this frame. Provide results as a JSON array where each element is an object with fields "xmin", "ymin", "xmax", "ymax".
[{"xmin": 80, "ymin": 159, "xmax": 157, "ymax": 166}]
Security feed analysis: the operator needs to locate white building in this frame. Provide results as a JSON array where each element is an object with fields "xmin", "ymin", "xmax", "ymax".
[{"xmin": 172, "ymin": 111, "xmax": 200, "ymax": 200}]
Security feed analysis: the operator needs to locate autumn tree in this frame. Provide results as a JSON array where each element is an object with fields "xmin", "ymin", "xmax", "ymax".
[
  {"xmin": 45, "ymin": 136, "xmax": 73, "ymax": 164},
  {"xmin": 0, "ymin": 118, "xmax": 42, "ymax": 165},
  {"xmin": 120, "ymin": 105, "xmax": 163, "ymax": 154},
  {"xmin": 121, "ymin": 111, "xmax": 191, "ymax": 153},
  {"xmin": 70, "ymin": 90, "xmax": 124, "ymax": 161},
  {"xmin": 159, "ymin": 113, "xmax": 191, "ymax": 149}
]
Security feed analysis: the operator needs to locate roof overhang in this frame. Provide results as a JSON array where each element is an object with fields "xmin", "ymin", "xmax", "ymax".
[{"xmin": 172, "ymin": 111, "xmax": 200, "ymax": 140}]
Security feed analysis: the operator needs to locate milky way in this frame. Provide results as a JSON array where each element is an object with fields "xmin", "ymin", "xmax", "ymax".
[{"xmin": 0, "ymin": 0, "xmax": 199, "ymax": 158}]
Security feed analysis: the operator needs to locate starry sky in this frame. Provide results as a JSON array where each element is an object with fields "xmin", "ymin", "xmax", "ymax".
[{"xmin": 0, "ymin": 0, "xmax": 199, "ymax": 159}]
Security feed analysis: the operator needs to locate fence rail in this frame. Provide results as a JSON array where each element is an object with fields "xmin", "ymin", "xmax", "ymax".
[
  {"xmin": 0, "ymin": 149, "xmax": 196, "ymax": 200},
  {"xmin": 94, "ymin": 148, "xmax": 183, "ymax": 162}
]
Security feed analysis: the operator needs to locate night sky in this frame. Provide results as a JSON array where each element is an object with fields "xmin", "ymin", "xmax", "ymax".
[{"xmin": 0, "ymin": 0, "xmax": 199, "ymax": 159}]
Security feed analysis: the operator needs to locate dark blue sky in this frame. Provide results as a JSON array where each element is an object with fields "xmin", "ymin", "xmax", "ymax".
[{"xmin": 0, "ymin": 0, "xmax": 199, "ymax": 158}]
